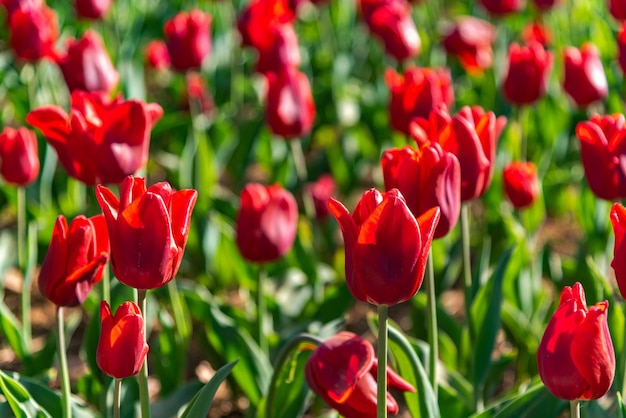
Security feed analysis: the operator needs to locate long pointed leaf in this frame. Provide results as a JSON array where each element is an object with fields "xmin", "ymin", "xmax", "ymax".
[{"xmin": 180, "ymin": 360, "xmax": 238, "ymax": 418}]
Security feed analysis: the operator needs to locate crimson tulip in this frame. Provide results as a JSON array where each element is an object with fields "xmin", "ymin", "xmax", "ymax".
[
  {"xmin": 575, "ymin": 114, "xmax": 626, "ymax": 200},
  {"xmin": 502, "ymin": 42, "xmax": 552, "ymax": 106},
  {"xmin": 441, "ymin": 17, "xmax": 495, "ymax": 75},
  {"xmin": 619, "ymin": 24, "xmax": 626, "ymax": 74},
  {"xmin": 479, "ymin": 0, "xmax": 524, "ymax": 15},
  {"xmin": 56, "ymin": 30, "xmax": 119, "ymax": 93},
  {"xmin": 329, "ymin": 188, "xmax": 439, "ymax": 305},
  {"xmin": 381, "ymin": 142, "xmax": 460, "ymax": 238},
  {"xmin": 75, "ymin": 0, "xmax": 112, "ymax": 19},
  {"xmin": 537, "ymin": 282, "xmax": 615, "ymax": 401},
  {"xmin": 0, "ymin": 127, "xmax": 40, "ymax": 186},
  {"xmin": 237, "ymin": 0, "xmax": 295, "ymax": 51},
  {"xmin": 27, "ymin": 91, "xmax": 162, "ymax": 185},
  {"xmin": 1, "ymin": 0, "xmax": 41, "ymax": 16},
  {"xmin": 144, "ymin": 40, "xmax": 171, "ymax": 70},
  {"xmin": 610, "ymin": 0, "xmax": 626, "ymax": 20},
  {"xmin": 385, "ymin": 67, "xmax": 454, "ymax": 136},
  {"xmin": 8, "ymin": 2, "xmax": 58, "ymax": 61},
  {"xmin": 95, "ymin": 176, "xmax": 198, "ymax": 289},
  {"xmin": 610, "ymin": 203, "xmax": 626, "ymax": 299},
  {"xmin": 306, "ymin": 174, "xmax": 336, "ymax": 221},
  {"xmin": 164, "ymin": 9, "xmax": 212, "ymax": 72},
  {"xmin": 235, "ymin": 183, "xmax": 298, "ymax": 263},
  {"xmin": 522, "ymin": 22, "xmax": 552, "ymax": 47},
  {"xmin": 38, "ymin": 215, "xmax": 109, "ymax": 307},
  {"xmin": 305, "ymin": 332, "xmax": 415, "ymax": 418},
  {"xmin": 503, "ymin": 161, "xmax": 540, "ymax": 209},
  {"xmin": 563, "ymin": 44, "xmax": 608, "ymax": 108},
  {"xmin": 255, "ymin": 23, "xmax": 301, "ymax": 75},
  {"xmin": 532, "ymin": 0, "xmax": 560, "ymax": 10},
  {"xmin": 97, "ymin": 301, "xmax": 148, "ymax": 379}
]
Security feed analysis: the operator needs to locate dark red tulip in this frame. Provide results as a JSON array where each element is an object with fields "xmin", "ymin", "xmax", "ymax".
[
  {"xmin": 305, "ymin": 332, "xmax": 415, "ymax": 417},
  {"xmin": 27, "ymin": 91, "xmax": 163, "ymax": 185},
  {"xmin": 8, "ymin": 3, "xmax": 58, "ymax": 61},
  {"xmin": 96, "ymin": 176, "xmax": 197, "ymax": 290},
  {"xmin": 537, "ymin": 282, "xmax": 615, "ymax": 401},
  {"xmin": 563, "ymin": 44, "xmax": 608, "ymax": 108},
  {"xmin": 503, "ymin": 161, "xmax": 540, "ymax": 209},
  {"xmin": 619, "ymin": 24, "xmax": 626, "ymax": 74},
  {"xmin": 306, "ymin": 174, "xmax": 336, "ymax": 221},
  {"xmin": 97, "ymin": 301, "xmax": 148, "ymax": 378},
  {"xmin": 164, "ymin": 9, "xmax": 212, "ymax": 72},
  {"xmin": 575, "ymin": 114, "xmax": 626, "ymax": 200},
  {"xmin": 502, "ymin": 42, "xmax": 552, "ymax": 106},
  {"xmin": 1, "ymin": 0, "xmax": 41, "ymax": 17},
  {"xmin": 479, "ymin": 0, "xmax": 525, "ymax": 15},
  {"xmin": 145, "ymin": 40, "xmax": 171, "ymax": 70},
  {"xmin": 610, "ymin": 0, "xmax": 626, "ymax": 20},
  {"xmin": 38, "ymin": 215, "xmax": 109, "ymax": 307},
  {"xmin": 75, "ymin": 0, "xmax": 112, "ymax": 20},
  {"xmin": 237, "ymin": 0, "xmax": 295, "ymax": 51},
  {"xmin": 329, "ymin": 188, "xmax": 440, "ymax": 305},
  {"xmin": 441, "ymin": 17, "xmax": 495, "ymax": 74},
  {"xmin": 56, "ymin": 30, "xmax": 119, "ymax": 93},
  {"xmin": 255, "ymin": 23, "xmax": 301, "ymax": 75},
  {"xmin": 532, "ymin": 0, "xmax": 560, "ymax": 10},
  {"xmin": 385, "ymin": 67, "xmax": 454, "ymax": 136},
  {"xmin": 611, "ymin": 203, "xmax": 626, "ymax": 299},
  {"xmin": 0, "ymin": 127, "xmax": 40, "ymax": 186},
  {"xmin": 235, "ymin": 183, "xmax": 298, "ymax": 263}
]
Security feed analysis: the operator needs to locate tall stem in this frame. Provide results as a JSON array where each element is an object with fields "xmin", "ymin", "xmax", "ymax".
[
  {"xmin": 101, "ymin": 264, "xmax": 110, "ymax": 305},
  {"xmin": 56, "ymin": 307, "xmax": 71, "ymax": 418},
  {"xmin": 461, "ymin": 204, "xmax": 473, "ymax": 321},
  {"xmin": 570, "ymin": 400, "xmax": 580, "ymax": 418},
  {"xmin": 257, "ymin": 267, "xmax": 268, "ymax": 353},
  {"xmin": 290, "ymin": 140, "xmax": 316, "ymax": 221},
  {"xmin": 19, "ymin": 186, "xmax": 31, "ymax": 347},
  {"xmin": 136, "ymin": 290, "xmax": 151, "ymax": 418},
  {"xmin": 426, "ymin": 251, "xmax": 438, "ymax": 397},
  {"xmin": 621, "ymin": 314, "xmax": 626, "ymax": 398},
  {"xmin": 113, "ymin": 378, "xmax": 122, "ymax": 418},
  {"xmin": 377, "ymin": 304, "xmax": 388, "ymax": 418}
]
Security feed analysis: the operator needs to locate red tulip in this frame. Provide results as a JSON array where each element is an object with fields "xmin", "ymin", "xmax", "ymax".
[
  {"xmin": 27, "ymin": 91, "xmax": 163, "ymax": 185},
  {"xmin": 184, "ymin": 72, "xmax": 215, "ymax": 117},
  {"xmin": 479, "ymin": 0, "xmax": 524, "ymax": 15},
  {"xmin": 382, "ymin": 142, "xmax": 460, "ymax": 238},
  {"xmin": 441, "ymin": 17, "xmax": 495, "ymax": 74},
  {"xmin": 75, "ymin": 0, "xmax": 112, "ymax": 20},
  {"xmin": 385, "ymin": 67, "xmax": 454, "ymax": 136},
  {"xmin": 237, "ymin": 0, "xmax": 295, "ymax": 51},
  {"xmin": 503, "ymin": 161, "xmax": 540, "ymax": 209},
  {"xmin": 522, "ymin": 22, "xmax": 552, "ymax": 47},
  {"xmin": 575, "ymin": 114, "xmax": 626, "ymax": 200},
  {"xmin": 610, "ymin": 0, "xmax": 626, "ymax": 20},
  {"xmin": 306, "ymin": 174, "xmax": 336, "ymax": 221},
  {"xmin": 611, "ymin": 203, "xmax": 626, "ymax": 299},
  {"xmin": 0, "ymin": 127, "xmax": 40, "ymax": 186},
  {"xmin": 265, "ymin": 67, "xmax": 316, "ymax": 138},
  {"xmin": 144, "ymin": 40, "xmax": 171, "ymax": 70},
  {"xmin": 537, "ymin": 282, "xmax": 615, "ymax": 401},
  {"xmin": 8, "ymin": 3, "xmax": 58, "ymax": 61},
  {"xmin": 563, "ymin": 44, "xmax": 608, "ymax": 108},
  {"xmin": 95, "ymin": 176, "xmax": 197, "ymax": 290},
  {"xmin": 305, "ymin": 332, "xmax": 415, "ymax": 418},
  {"xmin": 97, "ymin": 301, "xmax": 148, "ymax": 379},
  {"xmin": 619, "ymin": 24, "xmax": 626, "ymax": 74},
  {"xmin": 532, "ymin": 0, "xmax": 560, "ymax": 10},
  {"xmin": 38, "ymin": 215, "xmax": 109, "ymax": 307},
  {"xmin": 1, "ymin": 0, "xmax": 41, "ymax": 17},
  {"xmin": 164, "ymin": 9, "xmax": 212, "ymax": 72},
  {"xmin": 329, "ymin": 188, "xmax": 439, "ymax": 305},
  {"xmin": 235, "ymin": 183, "xmax": 298, "ymax": 263},
  {"xmin": 502, "ymin": 42, "xmax": 552, "ymax": 106},
  {"xmin": 56, "ymin": 30, "xmax": 119, "ymax": 93},
  {"xmin": 255, "ymin": 23, "xmax": 301, "ymax": 75}
]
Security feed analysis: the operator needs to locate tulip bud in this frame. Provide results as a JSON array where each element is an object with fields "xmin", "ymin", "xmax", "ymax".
[
  {"xmin": 537, "ymin": 282, "xmax": 615, "ymax": 401},
  {"xmin": 563, "ymin": 44, "xmax": 608, "ymax": 108},
  {"xmin": 479, "ymin": 0, "xmax": 525, "ymax": 15},
  {"xmin": 144, "ymin": 40, "xmax": 171, "ymax": 70},
  {"xmin": 610, "ymin": 203, "xmax": 626, "ymax": 299},
  {"xmin": 522, "ymin": 22, "xmax": 552, "ymax": 46},
  {"xmin": 441, "ymin": 17, "xmax": 495, "ymax": 74},
  {"xmin": 164, "ymin": 9, "xmax": 212, "ymax": 72},
  {"xmin": 237, "ymin": 0, "xmax": 295, "ymax": 50},
  {"xmin": 75, "ymin": 0, "xmax": 112, "ymax": 20},
  {"xmin": 306, "ymin": 174, "xmax": 336, "ymax": 221},
  {"xmin": 235, "ymin": 183, "xmax": 298, "ymax": 263},
  {"xmin": 0, "ymin": 127, "xmax": 40, "ymax": 186},
  {"xmin": 502, "ymin": 42, "xmax": 552, "ymax": 106},
  {"xmin": 95, "ymin": 176, "xmax": 198, "ymax": 289},
  {"xmin": 503, "ymin": 161, "xmax": 540, "ymax": 209},
  {"xmin": 97, "ymin": 301, "xmax": 149, "ymax": 379},
  {"xmin": 8, "ymin": 3, "xmax": 58, "ymax": 62},
  {"xmin": 38, "ymin": 215, "xmax": 109, "ymax": 307},
  {"xmin": 255, "ymin": 23, "xmax": 301, "ymax": 75},
  {"xmin": 305, "ymin": 332, "xmax": 415, "ymax": 417},
  {"xmin": 610, "ymin": 0, "xmax": 626, "ymax": 20}
]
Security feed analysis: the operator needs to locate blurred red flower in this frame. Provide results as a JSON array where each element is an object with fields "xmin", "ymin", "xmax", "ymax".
[
  {"xmin": 0, "ymin": 127, "xmax": 40, "ymax": 186},
  {"xmin": 164, "ymin": 9, "xmax": 212, "ymax": 72},
  {"xmin": 237, "ymin": 0, "xmax": 295, "ymax": 50},
  {"xmin": 563, "ymin": 43, "xmax": 608, "ymax": 108},
  {"xmin": 441, "ymin": 17, "xmax": 495, "ymax": 74},
  {"xmin": 610, "ymin": 203, "xmax": 626, "ymax": 299},
  {"xmin": 479, "ymin": 0, "xmax": 525, "ymax": 15},
  {"xmin": 610, "ymin": 0, "xmax": 626, "ymax": 20},
  {"xmin": 521, "ymin": 22, "xmax": 552, "ymax": 46},
  {"xmin": 75, "ymin": 0, "xmax": 112, "ymax": 20},
  {"xmin": 502, "ymin": 42, "xmax": 552, "ymax": 106},
  {"xmin": 255, "ymin": 23, "xmax": 301, "ymax": 74},
  {"xmin": 619, "ymin": 24, "xmax": 626, "ymax": 74},
  {"xmin": 144, "ymin": 40, "xmax": 171, "ymax": 70},
  {"xmin": 306, "ymin": 174, "xmax": 336, "ymax": 221},
  {"xmin": 503, "ymin": 161, "xmax": 540, "ymax": 209},
  {"xmin": 8, "ymin": 2, "xmax": 58, "ymax": 61}
]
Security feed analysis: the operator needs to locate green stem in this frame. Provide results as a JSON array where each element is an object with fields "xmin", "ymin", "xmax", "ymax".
[
  {"xmin": 377, "ymin": 304, "xmax": 388, "ymax": 418},
  {"xmin": 19, "ymin": 188, "xmax": 32, "ymax": 347},
  {"xmin": 290, "ymin": 140, "xmax": 316, "ymax": 221},
  {"xmin": 136, "ymin": 289, "xmax": 151, "ymax": 418},
  {"xmin": 461, "ymin": 204, "xmax": 473, "ymax": 321},
  {"xmin": 257, "ymin": 267, "xmax": 268, "ymax": 353},
  {"xmin": 17, "ymin": 187, "xmax": 25, "ymax": 269},
  {"xmin": 101, "ymin": 264, "xmax": 110, "ymax": 305},
  {"xmin": 426, "ymin": 251, "xmax": 438, "ymax": 397},
  {"xmin": 570, "ymin": 400, "xmax": 580, "ymax": 418},
  {"xmin": 621, "ymin": 310, "xmax": 626, "ymax": 398},
  {"xmin": 56, "ymin": 307, "xmax": 71, "ymax": 418},
  {"xmin": 113, "ymin": 378, "xmax": 122, "ymax": 418},
  {"xmin": 167, "ymin": 280, "xmax": 189, "ymax": 340}
]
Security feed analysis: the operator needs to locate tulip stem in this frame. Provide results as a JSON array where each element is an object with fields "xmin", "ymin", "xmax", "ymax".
[
  {"xmin": 426, "ymin": 250, "xmax": 438, "ymax": 397},
  {"xmin": 621, "ymin": 317, "xmax": 626, "ymax": 399},
  {"xmin": 113, "ymin": 378, "xmax": 122, "ymax": 418},
  {"xmin": 257, "ymin": 267, "xmax": 269, "ymax": 354},
  {"xmin": 377, "ymin": 304, "xmax": 388, "ymax": 418},
  {"xmin": 19, "ymin": 187, "xmax": 34, "ymax": 348},
  {"xmin": 55, "ymin": 307, "xmax": 72, "ymax": 418},
  {"xmin": 136, "ymin": 289, "xmax": 151, "ymax": 418},
  {"xmin": 461, "ymin": 204, "xmax": 473, "ymax": 320},
  {"xmin": 17, "ymin": 186, "xmax": 26, "ymax": 270},
  {"xmin": 101, "ymin": 264, "xmax": 110, "ymax": 305},
  {"xmin": 290, "ymin": 140, "xmax": 316, "ymax": 221},
  {"xmin": 570, "ymin": 400, "xmax": 580, "ymax": 418}
]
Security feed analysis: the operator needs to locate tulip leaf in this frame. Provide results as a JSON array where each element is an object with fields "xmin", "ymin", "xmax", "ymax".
[
  {"xmin": 150, "ymin": 381, "xmax": 203, "ymax": 418},
  {"xmin": 0, "ymin": 300, "xmax": 29, "ymax": 362},
  {"xmin": 618, "ymin": 392, "xmax": 626, "ymax": 418},
  {"xmin": 180, "ymin": 360, "xmax": 238, "ymax": 418}
]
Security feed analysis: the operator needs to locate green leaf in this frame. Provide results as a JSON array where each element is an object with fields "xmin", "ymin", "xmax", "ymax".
[
  {"xmin": 180, "ymin": 360, "xmax": 238, "ymax": 418},
  {"xmin": 0, "ymin": 300, "xmax": 29, "ymax": 362},
  {"xmin": 470, "ymin": 381, "xmax": 566, "ymax": 418},
  {"xmin": 0, "ymin": 370, "xmax": 51, "ymax": 418},
  {"xmin": 150, "ymin": 381, "xmax": 203, "ymax": 418}
]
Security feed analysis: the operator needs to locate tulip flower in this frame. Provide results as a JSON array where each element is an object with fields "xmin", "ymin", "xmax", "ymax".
[
  {"xmin": 97, "ymin": 301, "xmax": 149, "ymax": 379},
  {"xmin": 235, "ymin": 183, "xmax": 298, "ymax": 263},
  {"xmin": 265, "ymin": 67, "xmax": 316, "ymax": 138},
  {"xmin": 329, "ymin": 188, "xmax": 439, "ymax": 305},
  {"xmin": 255, "ymin": 23, "xmax": 301, "ymax": 75},
  {"xmin": 537, "ymin": 282, "xmax": 615, "ymax": 401},
  {"xmin": 610, "ymin": 203, "xmax": 626, "ymax": 299},
  {"xmin": 95, "ymin": 176, "xmax": 198, "ymax": 289},
  {"xmin": 306, "ymin": 174, "xmax": 336, "ymax": 221},
  {"xmin": 305, "ymin": 332, "xmax": 415, "ymax": 417},
  {"xmin": 56, "ymin": 30, "xmax": 119, "ymax": 93},
  {"xmin": 145, "ymin": 40, "xmax": 171, "ymax": 70},
  {"xmin": 1, "ymin": 0, "xmax": 42, "ymax": 17},
  {"xmin": 532, "ymin": 0, "xmax": 560, "ymax": 10},
  {"xmin": 8, "ymin": 3, "xmax": 58, "ymax": 61},
  {"xmin": 0, "ymin": 127, "xmax": 40, "ymax": 186},
  {"xmin": 479, "ymin": 0, "xmax": 525, "ymax": 15},
  {"xmin": 563, "ymin": 44, "xmax": 608, "ymax": 108},
  {"xmin": 619, "ymin": 24, "xmax": 626, "ymax": 74},
  {"xmin": 441, "ymin": 17, "xmax": 496, "ymax": 74},
  {"xmin": 503, "ymin": 161, "xmax": 540, "ymax": 209},
  {"xmin": 164, "ymin": 9, "xmax": 212, "ymax": 72},
  {"xmin": 382, "ymin": 142, "xmax": 461, "ymax": 238},
  {"xmin": 27, "ymin": 91, "xmax": 163, "ymax": 185},
  {"xmin": 610, "ymin": 0, "xmax": 626, "ymax": 20},
  {"xmin": 575, "ymin": 114, "xmax": 626, "ymax": 200},
  {"xmin": 75, "ymin": 0, "xmax": 112, "ymax": 20},
  {"xmin": 38, "ymin": 215, "xmax": 109, "ymax": 307},
  {"xmin": 385, "ymin": 67, "xmax": 454, "ymax": 136},
  {"xmin": 522, "ymin": 22, "xmax": 552, "ymax": 47},
  {"xmin": 237, "ymin": 0, "xmax": 295, "ymax": 51},
  {"xmin": 502, "ymin": 42, "xmax": 552, "ymax": 106}
]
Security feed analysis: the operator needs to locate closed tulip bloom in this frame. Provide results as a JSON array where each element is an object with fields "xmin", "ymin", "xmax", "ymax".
[
  {"xmin": 0, "ymin": 127, "xmax": 40, "ymax": 186},
  {"xmin": 265, "ymin": 67, "xmax": 316, "ymax": 138},
  {"xmin": 502, "ymin": 42, "xmax": 552, "ymax": 106},
  {"xmin": 97, "ymin": 301, "xmax": 148, "ymax": 379},
  {"xmin": 306, "ymin": 174, "xmax": 336, "ymax": 221},
  {"xmin": 522, "ymin": 22, "xmax": 552, "ymax": 47},
  {"xmin": 235, "ymin": 183, "xmax": 298, "ymax": 263},
  {"xmin": 532, "ymin": 0, "xmax": 560, "ymax": 10},
  {"xmin": 563, "ymin": 44, "xmax": 608, "ymax": 108},
  {"xmin": 38, "ymin": 215, "xmax": 109, "ymax": 307},
  {"xmin": 619, "ymin": 24, "xmax": 626, "ymax": 74},
  {"xmin": 144, "ymin": 40, "xmax": 171, "ymax": 70},
  {"xmin": 503, "ymin": 161, "xmax": 540, "ymax": 209},
  {"xmin": 575, "ymin": 114, "xmax": 626, "ymax": 200},
  {"xmin": 56, "ymin": 30, "xmax": 119, "ymax": 93},
  {"xmin": 610, "ymin": 0, "xmax": 626, "ymax": 20},
  {"xmin": 8, "ymin": 3, "xmax": 58, "ymax": 61},
  {"xmin": 237, "ymin": 0, "xmax": 295, "ymax": 51},
  {"xmin": 329, "ymin": 189, "xmax": 440, "ymax": 305},
  {"xmin": 479, "ymin": 0, "xmax": 524, "ymax": 15},
  {"xmin": 305, "ymin": 332, "xmax": 415, "ymax": 417},
  {"xmin": 386, "ymin": 67, "xmax": 454, "ymax": 136},
  {"xmin": 610, "ymin": 203, "xmax": 626, "ymax": 299},
  {"xmin": 96, "ymin": 176, "xmax": 197, "ymax": 290},
  {"xmin": 382, "ymin": 142, "xmax": 460, "ymax": 238},
  {"xmin": 75, "ymin": 0, "xmax": 112, "ymax": 20},
  {"xmin": 27, "ymin": 91, "xmax": 162, "ymax": 185},
  {"xmin": 537, "ymin": 282, "xmax": 615, "ymax": 401},
  {"xmin": 255, "ymin": 23, "xmax": 301, "ymax": 75},
  {"xmin": 441, "ymin": 17, "xmax": 496, "ymax": 74},
  {"xmin": 164, "ymin": 9, "xmax": 212, "ymax": 72}
]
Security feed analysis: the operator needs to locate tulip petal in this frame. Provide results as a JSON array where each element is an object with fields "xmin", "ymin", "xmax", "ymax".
[
  {"xmin": 611, "ymin": 203, "xmax": 626, "ymax": 298},
  {"xmin": 38, "ymin": 216, "xmax": 69, "ymax": 304},
  {"xmin": 26, "ymin": 106, "xmax": 70, "ymax": 146},
  {"xmin": 328, "ymin": 197, "xmax": 362, "ymax": 300},
  {"xmin": 576, "ymin": 121, "xmax": 619, "ymax": 200},
  {"xmin": 170, "ymin": 189, "xmax": 198, "ymax": 249}
]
